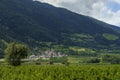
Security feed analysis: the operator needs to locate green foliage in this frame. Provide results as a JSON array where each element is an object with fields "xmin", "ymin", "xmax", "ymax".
[
  {"xmin": 50, "ymin": 57, "xmax": 68, "ymax": 64},
  {"xmin": 35, "ymin": 59, "xmax": 49, "ymax": 65},
  {"xmin": 103, "ymin": 33, "xmax": 119, "ymax": 40},
  {"xmin": 4, "ymin": 42, "xmax": 28, "ymax": 66},
  {"xmin": 68, "ymin": 46, "xmax": 98, "ymax": 56},
  {"xmin": 0, "ymin": 65, "xmax": 120, "ymax": 80},
  {"xmin": 0, "ymin": 39, "xmax": 7, "ymax": 58},
  {"xmin": 35, "ymin": 61, "xmax": 41, "ymax": 65},
  {"xmin": 86, "ymin": 58, "xmax": 101, "ymax": 63},
  {"xmin": 102, "ymin": 54, "xmax": 120, "ymax": 64}
]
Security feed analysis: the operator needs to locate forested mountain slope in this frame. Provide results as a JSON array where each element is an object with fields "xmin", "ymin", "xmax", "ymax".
[{"xmin": 0, "ymin": 0, "xmax": 120, "ymax": 55}]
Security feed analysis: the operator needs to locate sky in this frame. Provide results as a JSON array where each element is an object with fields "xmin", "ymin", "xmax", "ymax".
[{"xmin": 34, "ymin": 0, "xmax": 120, "ymax": 26}]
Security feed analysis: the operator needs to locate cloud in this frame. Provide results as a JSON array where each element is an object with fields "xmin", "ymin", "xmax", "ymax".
[
  {"xmin": 35, "ymin": 0, "xmax": 120, "ymax": 26},
  {"xmin": 113, "ymin": 0, "xmax": 120, "ymax": 4},
  {"xmin": 102, "ymin": 10, "xmax": 120, "ymax": 26},
  {"xmin": 34, "ymin": 0, "xmax": 76, "ymax": 6}
]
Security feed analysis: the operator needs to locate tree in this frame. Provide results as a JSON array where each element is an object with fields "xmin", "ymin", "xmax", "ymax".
[
  {"xmin": 86, "ymin": 58, "xmax": 101, "ymax": 63},
  {"xmin": 102, "ymin": 54, "xmax": 120, "ymax": 64},
  {"xmin": 4, "ymin": 42, "xmax": 28, "ymax": 66}
]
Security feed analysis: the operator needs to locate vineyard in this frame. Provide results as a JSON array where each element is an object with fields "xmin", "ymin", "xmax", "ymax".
[{"xmin": 0, "ymin": 65, "xmax": 120, "ymax": 80}]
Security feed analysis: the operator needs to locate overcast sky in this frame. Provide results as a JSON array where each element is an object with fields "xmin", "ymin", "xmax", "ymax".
[{"xmin": 35, "ymin": 0, "xmax": 120, "ymax": 26}]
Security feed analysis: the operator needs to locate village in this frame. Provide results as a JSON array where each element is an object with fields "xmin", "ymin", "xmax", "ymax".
[{"xmin": 28, "ymin": 49, "xmax": 68, "ymax": 61}]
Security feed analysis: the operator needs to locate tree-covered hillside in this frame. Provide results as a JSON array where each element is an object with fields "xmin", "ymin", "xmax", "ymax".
[{"xmin": 0, "ymin": 0, "xmax": 120, "ymax": 55}]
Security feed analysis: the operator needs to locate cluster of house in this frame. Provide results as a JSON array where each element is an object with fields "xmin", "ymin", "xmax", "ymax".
[{"xmin": 29, "ymin": 49, "xmax": 67, "ymax": 60}]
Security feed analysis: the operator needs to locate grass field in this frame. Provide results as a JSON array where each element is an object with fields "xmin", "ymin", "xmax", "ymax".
[
  {"xmin": 68, "ymin": 56, "xmax": 95, "ymax": 63},
  {"xmin": 0, "ymin": 65, "xmax": 120, "ymax": 80}
]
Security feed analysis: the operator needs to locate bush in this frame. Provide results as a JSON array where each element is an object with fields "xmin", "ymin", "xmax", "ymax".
[
  {"xmin": 49, "ymin": 61, "xmax": 54, "ymax": 65},
  {"xmin": 50, "ymin": 57, "xmax": 68, "ymax": 64},
  {"xmin": 102, "ymin": 55, "xmax": 120, "ymax": 64},
  {"xmin": 86, "ymin": 58, "xmax": 101, "ymax": 63},
  {"xmin": 35, "ymin": 61, "xmax": 41, "ymax": 65}
]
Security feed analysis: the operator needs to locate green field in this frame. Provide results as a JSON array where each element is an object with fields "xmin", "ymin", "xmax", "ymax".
[
  {"xmin": 103, "ymin": 33, "xmax": 119, "ymax": 40},
  {"xmin": 68, "ymin": 56, "xmax": 95, "ymax": 63},
  {"xmin": 0, "ymin": 65, "xmax": 120, "ymax": 80}
]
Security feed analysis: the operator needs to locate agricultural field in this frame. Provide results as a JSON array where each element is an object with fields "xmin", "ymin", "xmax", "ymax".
[
  {"xmin": 1, "ymin": 42, "xmax": 120, "ymax": 80},
  {"xmin": 68, "ymin": 56, "xmax": 95, "ymax": 63},
  {"xmin": 0, "ymin": 65, "xmax": 120, "ymax": 80}
]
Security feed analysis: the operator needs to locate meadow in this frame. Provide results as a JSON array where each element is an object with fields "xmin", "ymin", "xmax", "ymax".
[{"xmin": 0, "ymin": 65, "xmax": 120, "ymax": 80}]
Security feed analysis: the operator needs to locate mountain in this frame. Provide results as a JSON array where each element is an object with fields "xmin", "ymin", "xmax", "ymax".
[{"xmin": 0, "ymin": 0, "xmax": 120, "ymax": 55}]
